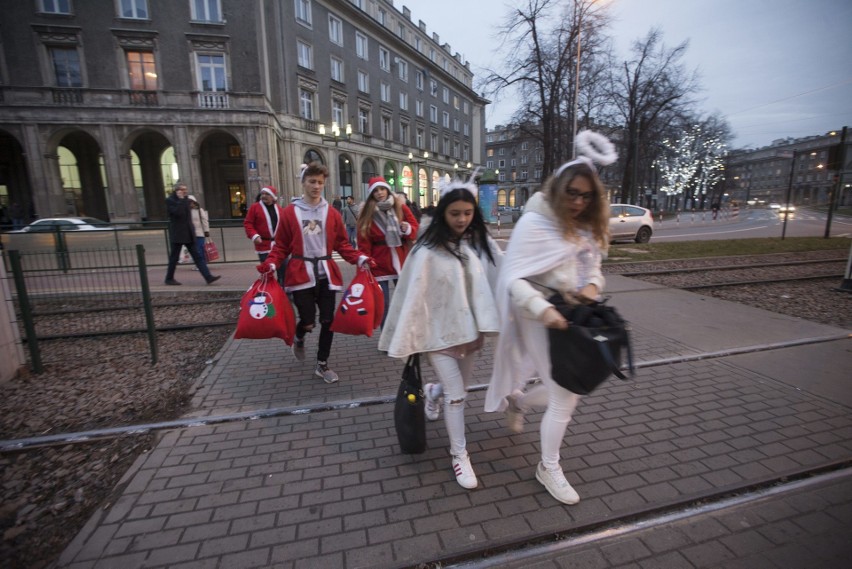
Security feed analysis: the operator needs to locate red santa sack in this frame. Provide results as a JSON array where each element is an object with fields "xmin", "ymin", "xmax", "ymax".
[
  {"xmin": 331, "ymin": 267, "xmax": 384, "ymax": 337},
  {"xmin": 234, "ymin": 274, "xmax": 296, "ymax": 345}
]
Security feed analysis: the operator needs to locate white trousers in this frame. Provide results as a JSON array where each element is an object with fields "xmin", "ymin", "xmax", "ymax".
[
  {"xmin": 514, "ymin": 317, "xmax": 582, "ymax": 471},
  {"xmin": 428, "ymin": 352, "xmax": 476, "ymax": 457}
]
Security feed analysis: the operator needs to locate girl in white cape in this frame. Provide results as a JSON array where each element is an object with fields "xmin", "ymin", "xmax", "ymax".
[
  {"xmin": 379, "ymin": 179, "xmax": 501, "ymax": 490},
  {"xmin": 485, "ymin": 131, "xmax": 614, "ymax": 505}
]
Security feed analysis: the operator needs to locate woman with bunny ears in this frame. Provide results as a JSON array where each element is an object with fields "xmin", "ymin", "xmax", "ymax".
[
  {"xmin": 485, "ymin": 131, "xmax": 615, "ymax": 505},
  {"xmin": 379, "ymin": 175, "xmax": 501, "ymax": 490}
]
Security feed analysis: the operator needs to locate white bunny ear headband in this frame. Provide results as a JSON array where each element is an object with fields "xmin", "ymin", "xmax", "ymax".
[
  {"xmin": 298, "ymin": 163, "xmax": 309, "ymax": 182},
  {"xmin": 439, "ymin": 167, "xmax": 482, "ymax": 198},
  {"xmin": 553, "ymin": 130, "xmax": 618, "ymax": 178}
]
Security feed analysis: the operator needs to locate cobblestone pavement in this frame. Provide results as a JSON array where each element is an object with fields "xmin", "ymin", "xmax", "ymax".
[{"xmin": 56, "ymin": 270, "xmax": 852, "ymax": 568}]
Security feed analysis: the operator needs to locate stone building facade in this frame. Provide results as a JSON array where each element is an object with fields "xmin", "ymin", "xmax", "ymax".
[{"xmin": 0, "ymin": 0, "xmax": 486, "ymax": 223}]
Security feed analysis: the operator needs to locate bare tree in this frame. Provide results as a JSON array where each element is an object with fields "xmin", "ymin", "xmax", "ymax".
[
  {"xmin": 481, "ymin": 0, "xmax": 611, "ymax": 176},
  {"xmin": 607, "ymin": 29, "xmax": 700, "ymax": 204}
]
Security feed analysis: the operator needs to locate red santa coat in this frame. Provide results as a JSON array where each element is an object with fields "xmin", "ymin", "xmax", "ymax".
[
  {"xmin": 243, "ymin": 201, "xmax": 284, "ymax": 254},
  {"xmin": 357, "ymin": 204, "xmax": 419, "ymax": 281},
  {"xmin": 266, "ymin": 202, "xmax": 364, "ymax": 292}
]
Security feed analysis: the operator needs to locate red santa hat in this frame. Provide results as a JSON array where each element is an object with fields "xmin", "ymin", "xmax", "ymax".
[
  {"xmin": 260, "ymin": 186, "xmax": 278, "ymax": 199},
  {"xmin": 366, "ymin": 177, "xmax": 391, "ymax": 195}
]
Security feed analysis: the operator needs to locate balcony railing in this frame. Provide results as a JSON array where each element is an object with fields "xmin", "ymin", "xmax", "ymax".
[
  {"xmin": 197, "ymin": 91, "xmax": 229, "ymax": 109},
  {"xmin": 52, "ymin": 88, "xmax": 84, "ymax": 104},
  {"xmin": 128, "ymin": 90, "xmax": 159, "ymax": 106}
]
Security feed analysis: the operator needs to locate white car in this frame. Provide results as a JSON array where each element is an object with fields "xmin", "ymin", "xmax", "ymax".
[
  {"xmin": 609, "ymin": 204, "xmax": 654, "ymax": 243},
  {"xmin": 9, "ymin": 217, "xmax": 114, "ymax": 233}
]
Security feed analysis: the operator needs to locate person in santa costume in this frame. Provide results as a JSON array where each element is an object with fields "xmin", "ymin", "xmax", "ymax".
[
  {"xmin": 356, "ymin": 176, "xmax": 419, "ymax": 327},
  {"xmin": 259, "ymin": 162, "xmax": 374, "ymax": 384},
  {"xmin": 378, "ymin": 175, "xmax": 501, "ymax": 490},
  {"xmin": 485, "ymin": 130, "xmax": 615, "ymax": 506},
  {"xmin": 244, "ymin": 185, "xmax": 286, "ymax": 285}
]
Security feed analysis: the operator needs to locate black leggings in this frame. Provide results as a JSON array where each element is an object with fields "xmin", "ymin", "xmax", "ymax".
[{"xmin": 291, "ymin": 279, "xmax": 337, "ymax": 362}]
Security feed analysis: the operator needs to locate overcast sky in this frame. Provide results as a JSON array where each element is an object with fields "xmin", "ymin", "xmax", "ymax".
[{"xmin": 404, "ymin": 0, "xmax": 852, "ymax": 149}]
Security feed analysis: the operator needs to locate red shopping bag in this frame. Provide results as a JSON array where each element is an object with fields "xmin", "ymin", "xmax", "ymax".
[
  {"xmin": 204, "ymin": 239, "xmax": 220, "ymax": 262},
  {"xmin": 331, "ymin": 267, "xmax": 383, "ymax": 336},
  {"xmin": 234, "ymin": 274, "xmax": 295, "ymax": 345}
]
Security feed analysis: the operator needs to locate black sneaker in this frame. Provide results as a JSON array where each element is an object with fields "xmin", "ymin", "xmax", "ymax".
[
  {"xmin": 292, "ymin": 337, "xmax": 306, "ymax": 361},
  {"xmin": 206, "ymin": 275, "xmax": 221, "ymax": 284},
  {"xmin": 165, "ymin": 279, "xmax": 182, "ymax": 285},
  {"xmin": 315, "ymin": 361, "xmax": 339, "ymax": 384}
]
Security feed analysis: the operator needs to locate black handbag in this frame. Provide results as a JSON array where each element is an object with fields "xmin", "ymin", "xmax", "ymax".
[
  {"xmin": 546, "ymin": 293, "xmax": 635, "ymax": 395},
  {"xmin": 393, "ymin": 354, "xmax": 427, "ymax": 454}
]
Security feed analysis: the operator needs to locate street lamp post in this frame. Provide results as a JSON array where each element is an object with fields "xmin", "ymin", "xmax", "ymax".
[
  {"xmin": 781, "ymin": 150, "xmax": 797, "ymax": 240},
  {"xmin": 572, "ymin": 2, "xmax": 583, "ymax": 158},
  {"xmin": 318, "ymin": 122, "xmax": 352, "ymax": 146},
  {"xmin": 408, "ymin": 151, "xmax": 428, "ymax": 205}
]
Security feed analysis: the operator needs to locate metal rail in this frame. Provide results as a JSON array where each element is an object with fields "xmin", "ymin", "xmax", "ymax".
[{"xmin": 618, "ymin": 257, "xmax": 845, "ymax": 277}]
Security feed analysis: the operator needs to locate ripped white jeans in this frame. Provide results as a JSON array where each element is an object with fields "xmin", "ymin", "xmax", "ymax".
[{"xmin": 427, "ymin": 352, "xmax": 476, "ymax": 457}]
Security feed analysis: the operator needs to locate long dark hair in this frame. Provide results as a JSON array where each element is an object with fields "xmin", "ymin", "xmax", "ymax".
[{"xmin": 415, "ymin": 187, "xmax": 495, "ymax": 265}]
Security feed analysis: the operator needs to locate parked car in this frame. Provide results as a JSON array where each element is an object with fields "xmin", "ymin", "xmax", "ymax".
[
  {"xmin": 609, "ymin": 205, "xmax": 654, "ymax": 243},
  {"xmin": 9, "ymin": 217, "xmax": 114, "ymax": 233}
]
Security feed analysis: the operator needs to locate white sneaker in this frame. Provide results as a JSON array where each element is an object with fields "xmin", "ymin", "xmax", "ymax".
[
  {"xmin": 536, "ymin": 462, "xmax": 580, "ymax": 505},
  {"xmin": 315, "ymin": 361, "xmax": 339, "ymax": 384},
  {"xmin": 424, "ymin": 382, "xmax": 443, "ymax": 421},
  {"xmin": 505, "ymin": 393, "xmax": 526, "ymax": 434},
  {"xmin": 452, "ymin": 453, "xmax": 478, "ymax": 489}
]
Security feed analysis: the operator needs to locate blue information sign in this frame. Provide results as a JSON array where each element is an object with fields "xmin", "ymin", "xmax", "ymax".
[{"xmin": 248, "ymin": 160, "xmax": 257, "ymax": 170}]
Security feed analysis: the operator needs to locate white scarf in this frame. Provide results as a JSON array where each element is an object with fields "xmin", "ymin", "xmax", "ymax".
[{"xmin": 374, "ymin": 196, "xmax": 402, "ymax": 247}]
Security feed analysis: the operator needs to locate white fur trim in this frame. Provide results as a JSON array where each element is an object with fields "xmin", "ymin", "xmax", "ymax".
[{"xmin": 367, "ymin": 180, "xmax": 392, "ymax": 194}]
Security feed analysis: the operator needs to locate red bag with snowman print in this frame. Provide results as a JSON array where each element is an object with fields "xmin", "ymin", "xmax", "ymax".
[
  {"xmin": 234, "ymin": 274, "xmax": 296, "ymax": 345},
  {"xmin": 330, "ymin": 267, "xmax": 384, "ymax": 337}
]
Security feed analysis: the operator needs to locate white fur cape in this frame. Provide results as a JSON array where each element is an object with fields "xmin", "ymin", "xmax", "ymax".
[
  {"xmin": 378, "ymin": 238, "xmax": 501, "ymax": 359},
  {"xmin": 484, "ymin": 192, "xmax": 601, "ymax": 412}
]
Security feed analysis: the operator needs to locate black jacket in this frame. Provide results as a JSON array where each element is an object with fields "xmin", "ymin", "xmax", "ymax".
[{"xmin": 166, "ymin": 191, "xmax": 195, "ymax": 244}]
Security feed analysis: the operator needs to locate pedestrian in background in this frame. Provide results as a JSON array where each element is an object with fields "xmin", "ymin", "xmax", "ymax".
[
  {"xmin": 244, "ymin": 186, "xmax": 286, "ymax": 285},
  {"xmin": 187, "ymin": 195, "xmax": 213, "ymax": 275},
  {"xmin": 332, "ymin": 195, "xmax": 343, "ymax": 212},
  {"xmin": 356, "ymin": 177, "xmax": 419, "ymax": 327},
  {"xmin": 258, "ymin": 163, "xmax": 375, "ymax": 384},
  {"xmin": 485, "ymin": 139, "xmax": 613, "ymax": 505},
  {"xmin": 164, "ymin": 182, "xmax": 221, "ymax": 285},
  {"xmin": 379, "ymin": 178, "xmax": 501, "ymax": 490},
  {"xmin": 342, "ymin": 196, "xmax": 359, "ymax": 248}
]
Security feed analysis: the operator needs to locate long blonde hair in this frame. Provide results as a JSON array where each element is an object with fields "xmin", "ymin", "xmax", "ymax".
[{"xmin": 542, "ymin": 161, "xmax": 610, "ymax": 251}]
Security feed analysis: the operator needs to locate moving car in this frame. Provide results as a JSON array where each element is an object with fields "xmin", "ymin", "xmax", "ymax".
[
  {"xmin": 609, "ymin": 204, "xmax": 654, "ymax": 243},
  {"xmin": 777, "ymin": 204, "xmax": 796, "ymax": 217},
  {"xmin": 9, "ymin": 217, "xmax": 114, "ymax": 233}
]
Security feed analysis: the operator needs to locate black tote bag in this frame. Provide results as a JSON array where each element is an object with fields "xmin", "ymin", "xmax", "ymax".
[
  {"xmin": 393, "ymin": 354, "xmax": 427, "ymax": 454},
  {"xmin": 547, "ymin": 295, "xmax": 634, "ymax": 395}
]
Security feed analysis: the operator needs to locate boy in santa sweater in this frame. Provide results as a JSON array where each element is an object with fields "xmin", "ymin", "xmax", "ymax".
[{"xmin": 258, "ymin": 162, "xmax": 374, "ymax": 383}]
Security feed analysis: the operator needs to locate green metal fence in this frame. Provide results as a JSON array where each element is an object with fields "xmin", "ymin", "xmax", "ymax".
[{"xmin": 5, "ymin": 244, "xmax": 157, "ymax": 372}]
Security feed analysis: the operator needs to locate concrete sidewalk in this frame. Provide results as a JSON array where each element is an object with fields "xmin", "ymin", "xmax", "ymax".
[{"xmin": 57, "ymin": 273, "xmax": 852, "ymax": 568}]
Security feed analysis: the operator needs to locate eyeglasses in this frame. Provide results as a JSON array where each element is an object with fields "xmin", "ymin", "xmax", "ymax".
[{"xmin": 565, "ymin": 189, "xmax": 594, "ymax": 203}]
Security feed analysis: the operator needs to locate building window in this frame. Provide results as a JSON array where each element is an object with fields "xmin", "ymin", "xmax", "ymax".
[
  {"xmin": 415, "ymin": 99, "xmax": 423, "ymax": 117},
  {"xmin": 191, "ymin": 0, "xmax": 221, "ymax": 22},
  {"xmin": 430, "ymin": 132, "xmax": 438, "ymax": 153},
  {"xmin": 521, "ymin": 154, "xmax": 528, "ymax": 164},
  {"xmin": 429, "ymin": 105, "xmax": 438, "ymax": 123},
  {"xmin": 299, "ymin": 88, "xmax": 314, "ymax": 119},
  {"xmin": 520, "ymin": 170, "xmax": 528, "ymax": 179},
  {"xmin": 120, "ymin": 0, "xmax": 148, "ymax": 19},
  {"xmin": 442, "ymin": 136, "xmax": 450, "ymax": 155},
  {"xmin": 487, "ymin": 149, "xmax": 494, "ymax": 157},
  {"xmin": 126, "ymin": 50, "xmax": 156, "ymax": 90},
  {"xmin": 377, "ymin": 7, "xmax": 386, "ymax": 25},
  {"xmin": 463, "ymin": 145, "xmax": 469, "ymax": 161},
  {"xmin": 463, "ymin": 100, "xmax": 470, "ymax": 114},
  {"xmin": 521, "ymin": 141, "xmax": 529, "ymax": 150},
  {"xmin": 399, "ymin": 91, "xmax": 408, "ymax": 111},
  {"xmin": 357, "ymin": 70, "xmax": 369, "ymax": 93},
  {"xmin": 355, "ymin": 31, "xmax": 368, "ymax": 59},
  {"xmin": 332, "ymin": 99, "xmax": 345, "ymax": 125},
  {"xmin": 429, "ymin": 79, "xmax": 437, "ymax": 97},
  {"xmin": 453, "ymin": 95, "xmax": 460, "ymax": 110},
  {"xmin": 415, "ymin": 70, "xmax": 423, "ymax": 91},
  {"xmin": 41, "ymin": 0, "xmax": 71, "ymax": 14},
  {"xmin": 197, "ymin": 53, "xmax": 226, "ymax": 91},
  {"xmin": 486, "ymin": 160, "xmax": 494, "ymax": 169},
  {"xmin": 381, "ymin": 81, "xmax": 391, "ymax": 103},
  {"xmin": 453, "ymin": 118, "xmax": 459, "ymax": 132},
  {"xmin": 416, "ymin": 127, "xmax": 424, "ymax": 148},
  {"xmin": 295, "ymin": 0, "xmax": 312, "ymax": 26},
  {"xmin": 453, "ymin": 140, "xmax": 460, "ymax": 158},
  {"xmin": 498, "ymin": 159, "xmax": 505, "ymax": 168},
  {"xmin": 398, "ymin": 59, "xmax": 408, "ymax": 82},
  {"xmin": 297, "ymin": 40, "xmax": 313, "ymax": 69},
  {"xmin": 498, "ymin": 147, "xmax": 505, "ymax": 156},
  {"xmin": 414, "ymin": 37, "xmax": 421, "ymax": 52},
  {"xmin": 330, "ymin": 56, "xmax": 344, "ymax": 82},
  {"xmin": 50, "ymin": 47, "xmax": 82, "ymax": 87},
  {"xmin": 397, "ymin": 23, "xmax": 405, "ymax": 39},
  {"xmin": 534, "ymin": 168, "xmax": 542, "ymax": 179},
  {"xmin": 379, "ymin": 46, "xmax": 390, "ymax": 71},
  {"xmin": 442, "ymin": 87, "xmax": 449, "ymax": 104},
  {"xmin": 328, "ymin": 14, "xmax": 343, "ymax": 45},
  {"xmin": 359, "ymin": 107, "xmax": 371, "ymax": 133},
  {"xmin": 463, "ymin": 122, "xmax": 469, "ymax": 137},
  {"xmin": 499, "ymin": 173, "xmax": 506, "ymax": 182},
  {"xmin": 442, "ymin": 111, "xmax": 449, "ymax": 128},
  {"xmin": 381, "ymin": 116, "xmax": 392, "ymax": 139},
  {"xmin": 400, "ymin": 121, "xmax": 409, "ymax": 144}
]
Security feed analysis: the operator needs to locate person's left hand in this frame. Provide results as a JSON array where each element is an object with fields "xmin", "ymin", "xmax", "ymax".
[
  {"xmin": 400, "ymin": 221, "xmax": 410, "ymax": 233},
  {"xmin": 577, "ymin": 284, "xmax": 599, "ymax": 303},
  {"xmin": 204, "ymin": 231, "xmax": 210, "ymax": 237}
]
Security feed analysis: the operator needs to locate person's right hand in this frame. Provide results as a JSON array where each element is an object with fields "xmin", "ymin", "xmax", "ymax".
[
  {"xmin": 252, "ymin": 235, "xmax": 262, "ymax": 243},
  {"xmin": 257, "ymin": 262, "xmax": 275, "ymax": 274},
  {"xmin": 541, "ymin": 306, "xmax": 568, "ymax": 330}
]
